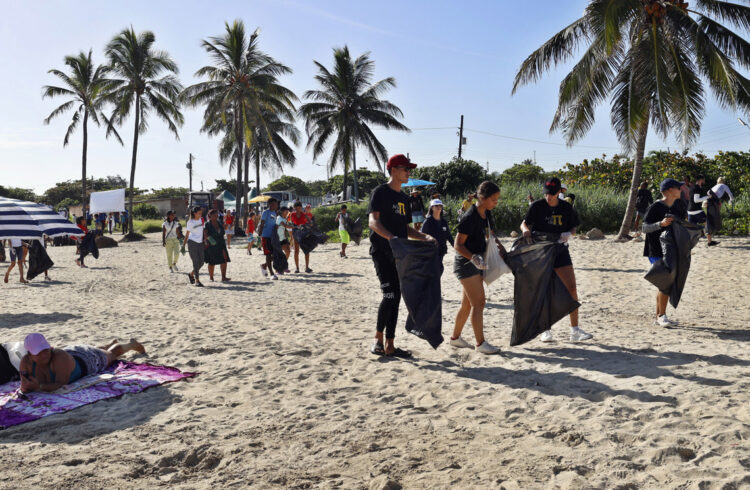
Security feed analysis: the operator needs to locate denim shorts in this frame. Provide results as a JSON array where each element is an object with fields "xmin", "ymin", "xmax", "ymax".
[
  {"xmin": 9, "ymin": 246, "xmax": 23, "ymax": 262},
  {"xmin": 411, "ymin": 212, "xmax": 425, "ymax": 224}
]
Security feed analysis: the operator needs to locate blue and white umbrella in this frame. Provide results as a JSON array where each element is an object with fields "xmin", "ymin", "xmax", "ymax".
[
  {"xmin": 0, "ymin": 196, "xmax": 84, "ymax": 240},
  {"xmin": 401, "ymin": 178, "xmax": 435, "ymax": 187}
]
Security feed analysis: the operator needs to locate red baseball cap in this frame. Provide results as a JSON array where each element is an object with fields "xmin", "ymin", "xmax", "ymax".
[{"xmin": 386, "ymin": 154, "xmax": 417, "ymax": 171}]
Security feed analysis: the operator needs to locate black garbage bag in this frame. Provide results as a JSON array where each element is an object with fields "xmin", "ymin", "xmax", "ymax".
[
  {"xmin": 0, "ymin": 345, "xmax": 19, "ymax": 385},
  {"xmin": 644, "ymin": 216, "xmax": 703, "ymax": 308},
  {"xmin": 389, "ymin": 238, "xmax": 443, "ymax": 349},
  {"xmin": 79, "ymin": 231, "xmax": 99, "ymax": 260},
  {"xmin": 0, "ymin": 242, "xmax": 5, "ymax": 262},
  {"xmin": 26, "ymin": 241, "xmax": 54, "ymax": 281},
  {"xmin": 270, "ymin": 226, "xmax": 288, "ymax": 273},
  {"xmin": 347, "ymin": 218, "xmax": 364, "ymax": 245},
  {"xmin": 293, "ymin": 225, "xmax": 327, "ymax": 255},
  {"xmin": 505, "ymin": 234, "xmax": 580, "ymax": 346},
  {"xmin": 705, "ymin": 198, "xmax": 722, "ymax": 235}
]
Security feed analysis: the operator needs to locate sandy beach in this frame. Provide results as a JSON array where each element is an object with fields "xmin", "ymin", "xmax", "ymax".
[{"xmin": 1, "ymin": 233, "xmax": 748, "ymax": 489}]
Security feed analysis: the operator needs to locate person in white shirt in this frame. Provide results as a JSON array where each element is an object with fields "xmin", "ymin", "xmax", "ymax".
[
  {"xmin": 710, "ymin": 177, "xmax": 734, "ymax": 203},
  {"xmin": 162, "ymin": 210, "xmax": 182, "ymax": 272},
  {"xmin": 4, "ymin": 239, "xmax": 28, "ymax": 284},
  {"xmin": 182, "ymin": 206, "xmax": 206, "ymax": 287}
]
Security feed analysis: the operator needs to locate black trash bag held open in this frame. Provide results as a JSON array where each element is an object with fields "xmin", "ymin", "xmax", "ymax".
[
  {"xmin": 293, "ymin": 225, "xmax": 328, "ymax": 255},
  {"xmin": 389, "ymin": 238, "xmax": 444, "ymax": 349},
  {"xmin": 705, "ymin": 198, "xmax": 722, "ymax": 235},
  {"xmin": 27, "ymin": 241, "xmax": 54, "ymax": 281},
  {"xmin": 347, "ymin": 217, "xmax": 364, "ymax": 245},
  {"xmin": 644, "ymin": 216, "xmax": 702, "ymax": 308},
  {"xmin": 505, "ymin": 234, "xmax": 580, "ymax": 346}
]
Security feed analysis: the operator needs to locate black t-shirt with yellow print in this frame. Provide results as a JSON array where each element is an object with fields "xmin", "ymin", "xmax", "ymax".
[
  {"xmin": 368, "ymin": 183, "xmax": 410, "ymax": 254},
  {"xmin": 524, "ymin": 198, "xmax": 580, "ymax": 234}
]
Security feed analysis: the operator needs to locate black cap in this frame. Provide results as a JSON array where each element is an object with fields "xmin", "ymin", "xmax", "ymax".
[
  {"xmin": 660, "ymin": 178, "xmax": 682, "ymax": 192},
  {"xmin": 543, "ymin": 177, "xmax": 562, "ymax": 195}
]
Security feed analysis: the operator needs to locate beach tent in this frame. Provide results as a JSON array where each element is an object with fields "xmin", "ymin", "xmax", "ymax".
[
  {"xmin": 0, "ymin": 196, "xmax": 85, "ymax": 240},
  {"xmin": 216, "ymin": 190, "xmax": 235, "ymax": 202},
  {"xmin": 401, "ymin": 179, "xmax": 435, "ymax": 187},
  {"xmin": 89, "ymin": 189, "xmax": 126, "ymax": 214}
]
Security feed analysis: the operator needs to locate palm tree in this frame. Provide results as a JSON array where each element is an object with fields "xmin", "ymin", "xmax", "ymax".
[
  {"xmin": 42, "ymin": 50, "xmax": 122, "ymax": 210},
  {"xmin": 299, "ymin": 46, "xmax": 409, "ymax": 202},
  {"xmin": 513, "ymin": 0, "xmax": 750, "ymax": 238},
  {"xmin": 104, "ymin": 27, "xmax": 183, "ymax": 236},
  {"xmin": 182, "ymin": 20, "xmax": 297, "ymax": 220}
]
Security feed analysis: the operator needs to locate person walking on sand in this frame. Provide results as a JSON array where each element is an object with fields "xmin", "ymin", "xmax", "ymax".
[
  {"xmin": 642, "ymin": 178, "xmax": 688, "ymax": 326},
  {"xmin": 276, "ymin": 207, "xmax": 293, "ymax": 268},
  {"xmin": 409, "ymin": 190, "xmax": 426, "ymax": 231},
  {"xmin": 183, "ymin": 206, "xmax": 206, "ymax": 287},
  {"xmin": 224, "ymin": 210, "xmax": 235, "ymax": 249},
  {"xmin": 4, "ymin": 239, "xmax": 29, "ymax": 284},
  {"xmin": 421, "ymin": 198, "xmax": 453, "ymax": 277},
  {"xmin": 290, "ymin": 201, "xmax": 313, "ymax": 272},
  {"xmin": 257, "ymin": 198, "xmax": 280, "ymax": 280},
  {"xmin": 246, "ymin": 211, "xmax": 257, "ymax": 255},
  {"xmin": 368, "ymin": 154, "xmax": 435, "ymax": 358},
  {"xmin": 335, "ymin": 204, "xmax": 351, "ymax": 258},
  {"xmin": 205, "ymin": 209, "xmax": 231, "ymax": 282},
  {"xmin": 450, "ymin": 182, "xmax": 505, "ymax": 354},
  {"xmin": 73, "ymin": 216, "xmax": 88, "ymax": 268},
  {"xmin": 162, "ymin": 210, "xmax": 182, "ymax": 272},
  {"xmin": 633, "ymin": 181, "xmax": 654, "ymax": 235},
  {"xmin": 521, "ymin": 177, "xmax": 593, "ymax": 343}
]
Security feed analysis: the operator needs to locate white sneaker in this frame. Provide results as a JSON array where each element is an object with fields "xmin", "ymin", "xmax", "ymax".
[
  {"xmin": 569, "ymin": 327, "xmax": 593, "ymax": 342},
  {"xmin": 539, "ymin": 330, "xmax": 553, "ymax": 342},
  {"xmin": 271, "ymin": 274, "xmax": 279, "ymax": 280},
  {"xmin": 169, "ymin": 266, "xmax": 173, "ymax": 273},
  {"xmin": 655, "ymin": 314, "xmax": 675, "ymax": 327},
  {"xmin": 475, "ymin": 340, "xmax": 500, "ymax": 355},
  {"xmin": 449, "ymin": 336, "xmax": 473, "ymax": 349},
  {"xmin": 172, "ymin": 264, "xmax": 179, "ymax": 272},
  {"xmin": 260, "ymin": 264, "xmax": 268, "ymax": 277}
]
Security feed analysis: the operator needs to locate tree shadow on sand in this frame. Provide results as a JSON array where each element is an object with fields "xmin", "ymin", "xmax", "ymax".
[
  {"xmin": 501, "ymin": 344, "xmax": 744, "ymax": 387},
  {"xmin": 675, "ymin": 325, "xmax": 750, "ymax": 342},
  {"xmin": 413, "ymin": 358, "xmax": 678, "ymax": 404},
  {"xmin": 0, "ymin": 313, "xmax": 81, "ymax": 329},
  {"xmin": 1, "ymin": 386, "xmax": 178, "ymax": 444}
]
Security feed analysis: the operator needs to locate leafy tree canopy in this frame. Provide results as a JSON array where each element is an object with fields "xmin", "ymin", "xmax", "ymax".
[
  {"xmin": 0, "ymin": 186, "xmax": 38, "ymax": 202},
  {"xmin": 265, "ymin": 175, "xmax": 311, "ymax": 196},
  {"xmin": 499, "ymin": 159, "xmax": 550, "ymax": 186},
  {"xmin": 412, "ymin": 158, "xmax": 487, "ymax": 198}
]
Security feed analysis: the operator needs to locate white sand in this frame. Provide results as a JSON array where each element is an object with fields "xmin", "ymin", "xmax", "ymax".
[{"xmin": 1, "ymin": 233, "xmax": 748, "ymax": 488}]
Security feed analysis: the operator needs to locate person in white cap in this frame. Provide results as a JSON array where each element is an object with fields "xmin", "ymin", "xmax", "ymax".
[{"xmin": 420, "ymin": 198, "xmax": 453, "ymax": 277}]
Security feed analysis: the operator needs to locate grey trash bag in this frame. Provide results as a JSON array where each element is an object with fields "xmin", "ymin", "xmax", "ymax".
[
  {"xmin": 389, "ymin": 238, "xmax": 444, "ymax": 349},
  {"xmin": 505, "ymin": 234, "xmax": 580, "ymax": 346},
  {"xmin": 644, "ymin": 216, "xmax": 703, "ymax": 308}
]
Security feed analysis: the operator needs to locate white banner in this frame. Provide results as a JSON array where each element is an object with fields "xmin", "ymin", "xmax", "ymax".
[{"xmin": 89, "ymin": 188, "xmax": 126, "ymax": 213}]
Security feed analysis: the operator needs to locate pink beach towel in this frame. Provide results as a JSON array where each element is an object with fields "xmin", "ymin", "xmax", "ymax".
[{"xmin": 0, "ymin": 361, "xmax": 195, "ymax": 429}]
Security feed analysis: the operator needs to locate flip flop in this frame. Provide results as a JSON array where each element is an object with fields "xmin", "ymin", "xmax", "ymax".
[
  {"xmin": 370, "ymin": 342, "xmax": 385, "ymax": 356},
  {"xmin": 188, "ymin": 274, "xmax": 195, "ymax": 285},
  {"xmin": 386, "ymin": 347, "xmax": 412, "ymax": 358}
]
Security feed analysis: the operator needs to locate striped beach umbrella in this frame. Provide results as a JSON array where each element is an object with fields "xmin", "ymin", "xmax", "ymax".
[{"xmin": 0, "ymin": 196, "xmax": 85, "ymax": 240}]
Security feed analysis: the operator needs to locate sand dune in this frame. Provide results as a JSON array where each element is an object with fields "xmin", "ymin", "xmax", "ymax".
[{"xmin": 1, "ymin": 233, "xmax": 748, "ymax": 488}]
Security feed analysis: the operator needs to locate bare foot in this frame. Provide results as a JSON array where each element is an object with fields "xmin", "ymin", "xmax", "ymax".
[
  {"xmin": 3, "ymin": 274, "xmax": 8, "ymax": 284},
  {"xmin": 221, "ymin": 277, "xmax": 231, "ymax": 282},
  {"xmin": 130, "ymin": 338, "xmax": 146, "ymax": 354},
  {"xmin": 99, "ymin": 339, "xmax": 119, "ymax": 350},
  {"xmin": 20, "ymin": 279, "xmax": 28, "ymax": 284}
]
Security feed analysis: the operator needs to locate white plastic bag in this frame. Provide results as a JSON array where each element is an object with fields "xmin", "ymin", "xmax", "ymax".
[{"xmin": 483, "ymin": 221, "xmax": 511, "ymax": 285}]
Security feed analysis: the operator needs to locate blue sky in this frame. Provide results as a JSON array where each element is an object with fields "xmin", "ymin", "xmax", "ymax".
[{"xmin": 2, "ymin": 0, "xmax": 749, "ymax": 195}]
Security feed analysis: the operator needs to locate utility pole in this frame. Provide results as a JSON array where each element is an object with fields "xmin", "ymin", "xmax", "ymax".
[
  {"xmin": 458, "ymin": 115, "xmax": 464, "ymax": 159},
  {"xmin": 533, "ymin": 150, "xmax": 536, "ymax": 165},
  {"xmin": 186, "ymin": 153, "xmax": 193, "ymax": 191}
]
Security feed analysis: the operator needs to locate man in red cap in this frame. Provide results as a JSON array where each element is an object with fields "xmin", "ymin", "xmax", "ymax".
[{"xmin": 368, "ymin": 154, "xmax": 435, "ymax": 357}]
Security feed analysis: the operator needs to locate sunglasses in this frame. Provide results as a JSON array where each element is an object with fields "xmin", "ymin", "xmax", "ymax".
[{"xmin": 394, "ymin": 166, "xmax": 413, "ymax": 172}]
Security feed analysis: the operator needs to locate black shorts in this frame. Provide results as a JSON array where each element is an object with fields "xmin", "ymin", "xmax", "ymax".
[
  {"xmin": 453, "ymin": 254, "xmax": 482, "ymax": 280},
  {"xmin": 280, "ymin": 239, "xmax": 290, "ymax": 246},
  {"xmin": 553, "ymin": 244, "xmax": 573, "ymax": 269}
]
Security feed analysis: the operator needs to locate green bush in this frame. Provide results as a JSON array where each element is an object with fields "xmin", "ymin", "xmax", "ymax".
[
  {"xmin": 312, "ymin": 202, "xmax": 369, "ymax": 233},
  {"xmin": 133, "ymin": 203, "xmax": 161, "ymax": 219},
  {"xmin": 132, "ymin": 219, "xmax": 163, "ymax": 234}
]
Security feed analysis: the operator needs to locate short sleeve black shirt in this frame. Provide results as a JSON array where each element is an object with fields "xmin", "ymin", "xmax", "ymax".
[
  {"xmin": 457, "ymin": 205, "xmax": 490, "ymax": 255},
  {"xmin": 642, "ymin": 199, "xmax": 688, "ymax": 257},
  {"xmin": 409, "ymin": 194, "xmax": 425, "ymax": 214},
  {"xmin": 523, "ymin": 199, "xmax": 580, "ymax": 234},
  {"xmin": 636, "ymin": 188, "xmax": 654, "ymax": 213},
  {"xmin": 368, "ymin": 184, "xmax": 410, "ymax": 254}
]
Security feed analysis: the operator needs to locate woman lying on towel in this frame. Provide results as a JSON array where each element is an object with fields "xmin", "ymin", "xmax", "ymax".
[{"xmin": 18, "ymin": 333, "xmax": 145, "ymax": 394}]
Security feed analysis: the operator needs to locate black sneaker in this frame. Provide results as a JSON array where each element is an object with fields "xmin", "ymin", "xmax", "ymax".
[
  {"xmin": 707, "ymin": 241, "xmax": 720, "ymax": 247},
  {"xmin": 305, "ymin": 268, "xmax": 313, "ymax": 273}
]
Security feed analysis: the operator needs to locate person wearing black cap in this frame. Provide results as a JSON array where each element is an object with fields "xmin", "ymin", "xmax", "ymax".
[
  {"xmin": 642, "ymin": 178, "xmax": 688, "ymax": 326},
  {"xmin": 520, "ymin": 177, "xmax": 593, "ymax": 342},
  {"xmin": 368, "ymin": 154, "xmax": 435, "ymax": 357}
]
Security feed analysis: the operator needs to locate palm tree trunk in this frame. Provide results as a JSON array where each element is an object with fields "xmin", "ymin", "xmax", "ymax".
[
  {"xmin": 617, "ymin": 119, "xmax": 649, "ymax": 239},
  {"xmin": 242, "ymin": 148, "xmax": 250, "ymax": 229},
  {"xmin": 352, "ymin": 145, "xmax": 359, "ymax": 203},
  {"xmin": 342, "ymin": 157, "xmax": 349, "ymax": 201},
  {"xmin": 127, "ymin": 96, "xmax": 140, "ymax": 236},
  {"xmin": 234, "ymin": 106, "xmax": 244, "ymax": 217},
  {"xmin": 81, "ymin": 109, "xmax": 89, "ymax": 214},
  {"xmin": 255, "ymin": 151, "xmax": 261, "ymax": 199}
]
